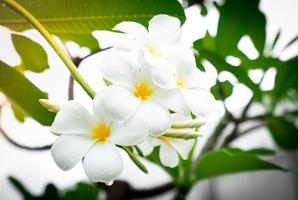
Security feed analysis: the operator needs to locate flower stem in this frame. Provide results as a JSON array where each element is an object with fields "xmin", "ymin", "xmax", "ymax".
[{"xmin": 2, "ymin": 0, "xmax": 96, "ymax": 98}]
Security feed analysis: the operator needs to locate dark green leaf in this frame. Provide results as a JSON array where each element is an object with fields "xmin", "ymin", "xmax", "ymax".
[
  {"xmin": 8, "ymin": 176, "xmax": 34, "ymax": 199},
  {"xmin": 11, "ymin": 33, "xmax": 48, "ymax": 73},
  {"xmin": 273, "ymin": 56, "xmax": 298, "ymax": 98},
  {"xmin": 216, "ymin": 0, "xmax": 265, "ymax": 55},
  {"xmin": 267, "ymin": 117, "xmax": 298, "ymax": 150},
  {"xmin": 246, "ymin": 148, "xmax": 275, "ymax": 155},
  {"xmin": 211, "ymin": 80, "xmax": 233, "ymax": 100},
  {"xmin": 0, "ymin": 0, "xmax": 185, "ymax": 51},
  {"xmin": 195, "ymin": 148, "xmax": 285, "ymax": 181},
  {"xmin": 0, "ymin": 61, "xmax": 55, "ymax": 125},
  {"xmin": 43, "ymin": 184, "xmax": 60, "ymax": 200},
  {"xmin": 200, "ymin": 4, "xmax": 208, "ymax": 16},
  {"xmin": 198, "ymin": 49, "xmax": 262, "ymax": 100},
  {"xmin": 63, "ymin": 182, "xmax": 99, "ymax": 200}
]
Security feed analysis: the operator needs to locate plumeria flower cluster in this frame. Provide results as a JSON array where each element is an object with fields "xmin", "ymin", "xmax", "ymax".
[{"xmin": 48, "ymin": 15, "xmax": 215, "ymax": 185}]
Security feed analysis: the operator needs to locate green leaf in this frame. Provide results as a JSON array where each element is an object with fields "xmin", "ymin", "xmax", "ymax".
[
  {"xmin": 0, "ymin": 0, "xmax": 185, "ymax": 51},
  {"xmin": 63, "ymin": 182, "xmax": 100, "ymax": 200},
  {"xmin": 0, "ymin": 61, "xmax": 55, "ymax": 125},
  {"xmin": 11, "ymin": 104, "xmax": 26, "ymax": 122},
  {"xmin": 211, "ymin": 80, "xmax": 233, "ymax": 100},
  {"xmin": 8, "ymin": 176, "xmax": 34, "ymax": 199},
  {"xmin": 246, "ymin": 148, "xmax": 275, "ymax": 155},
  {"xmin": 216, "ymin": 0, "xmax": 266, "ymax": 55},
  {"xmin": 11, "ymin": 33, "xmax": 48, "ymax": 73},
  {"xmin": 198, "ymin": 49, "xmax": 262, "ymax": 100},
  {"xmin": 273, "ymin": 56, "xmax": 298, "ymax": 98},
  {"xmin": 267, "ymin": 117, "xmax": 298, "ymax": 150},
  {"xmin": 195, "ymin": 148, "xmax": 285, "ymax": 181}
]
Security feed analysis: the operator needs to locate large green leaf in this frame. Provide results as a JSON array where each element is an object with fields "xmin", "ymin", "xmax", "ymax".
[
  {"xmin": 63, "ymin": 182, "xmax": 100, "ymax": 200},
  {"xmin": 216, "ymin": 0, "xmax": 266, "ymax": 55},
  {"xmin": 0, "ymin": 0, "xmax": 185, "ymax": 51},
  {"xmin": 0, "ymin": 61, "xmax": 55, "ymax": 125},
  {"xmin": 12, "ymin": 33, "xmax": 49, "ymax": 73},
  {"xmin": 197, "ymin": 49, "xmax": 262, "ymax": 99},
  {"xmin": 195, "ymin": 148, "xmax": 285, "ymax": 181},
  {"xmin": 267, "ymin": 117, "xmax": 298, "ymax": 150},
  {"xmin": 273, "ymin": 56, "xmax": 298, "ymax": 98}
]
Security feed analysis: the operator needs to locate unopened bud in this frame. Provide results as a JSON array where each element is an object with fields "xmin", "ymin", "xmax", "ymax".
[{"xmin": 39, "ymin": 99, "xmax": 60, "ymax": 113}]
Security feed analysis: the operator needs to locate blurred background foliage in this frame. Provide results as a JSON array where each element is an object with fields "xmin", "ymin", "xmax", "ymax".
[{"xmin": 0, "ymin": 0, "xmax": 297, "ymax": 199}]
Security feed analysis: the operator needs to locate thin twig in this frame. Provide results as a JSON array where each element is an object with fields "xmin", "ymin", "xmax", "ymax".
[{"xmin": 0, "ymin": 125, "xmax": 51, "ymax": 151}]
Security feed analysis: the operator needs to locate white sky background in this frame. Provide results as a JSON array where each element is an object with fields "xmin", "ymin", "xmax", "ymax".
[{"xmin": 0, "ymin": 0, "xmax": 298, "ymax": 199}]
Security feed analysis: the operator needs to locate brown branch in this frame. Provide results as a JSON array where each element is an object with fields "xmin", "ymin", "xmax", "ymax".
[{"xmin": 0, "ymin": 125, "xmax": 51, "ymax": 151}]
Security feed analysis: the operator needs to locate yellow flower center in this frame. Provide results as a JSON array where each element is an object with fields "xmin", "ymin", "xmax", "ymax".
[
  {"xmin": 148, "ymin": 47, "xmax": 161, "ymax": 56},
  {"xmin": 158, "ymin": 136, "xmax": 171, "ymax": 143},
  {"xmin": 91, "ymin": 122, "xmax": 111, "ymax": 143},
  {"xmin": 176, "ymin": 79, "xmax": 186, "ymax": 89},
  {"xmin": 134, "ymin": 81, "xmax": 154, "ymax": 101}
]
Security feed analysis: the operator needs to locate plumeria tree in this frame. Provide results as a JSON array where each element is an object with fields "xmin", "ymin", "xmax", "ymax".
[{"xmin": 0, "ymin": 0, "xmax": 297, "ymax": 199}]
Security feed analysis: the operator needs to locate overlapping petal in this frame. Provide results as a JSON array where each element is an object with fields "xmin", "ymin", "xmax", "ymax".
[
  {"xmin": 93, "ymin": 86, "xmax": 140, "ymax": 123},
  {"xmin": 148, "ymin": 14, "xmax": 181, "ymax": 47},
  {"xmin": 83, "ymin": 142, "xmax": 123, "ymax": 183},
  {"xmin": 51, "ymin": 101, "xmax": 95, "ymax": 135},
  {"xmin": 159, "ymin": 141, "xmax": 179, "ymax": 168},
  {"xmin": 51, "ymin": 135, "xmax": 95, "ymax": 170}
]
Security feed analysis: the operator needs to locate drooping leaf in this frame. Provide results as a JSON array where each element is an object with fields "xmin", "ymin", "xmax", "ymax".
[
  {"xmin": 0, "ymin": 61, "xmax": 55, "ymax": 125},
  {"xmin": 273, "ymin": 56, "xmax": 298, "ymax": 98},
  {"xmin": 198, "ymin": 49, "xmax": 262, "ymax": 100},
  {"xmin": 0, "ymin": 0, "xmax": 185, "ymax": 51},
  {"xmin": 195, "ymin": 148, "xmax": 285, "ymax": 181},
  {"xmin": 211, "ymin": 80, "xmax": 233, "ymax": 100},
  {"xmin": 267, "ymin": 117, "xmax": 298, "ymax": 150},
  {"xmin": 216, "ymin": 0, "xmax": 266, "ymax": 55},
  {"xmin": 63, "ymin": 182, "xmax": 100, "ymax": 200},
  {"xmin": 11, "ymin": 33, "xmax": 48, "ymax": 73}
]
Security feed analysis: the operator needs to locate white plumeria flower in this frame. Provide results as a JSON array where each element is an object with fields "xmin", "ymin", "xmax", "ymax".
[
  {"xmin": 93, "ymin": 14, "xmax": 188, "ymax": 79},
  {"xmin": 138, "ymin": 113, "xmax": 195, "ymax": 168},
  {"xmin": 148, "ymin": 47, "xmax": 216, "ymax": 119},
  {"xmin": 50, "ymin": 91, "xmax": 150, "ymax": 184},
  {"xmin": 95, "ymin": 49, "xmax": 183, "ymax": 135}
]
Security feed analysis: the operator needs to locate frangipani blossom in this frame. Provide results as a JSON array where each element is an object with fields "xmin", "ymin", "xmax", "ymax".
[
  {"xmin": 138, "ymin": 113, "xmax": 195, "ymax": 168},
  {"xmin": 95, "ymin": 49, "xmax": 184, "ymax": 135},
  {"xmin": 148, "ymin": 47, "xmax": 215, "ymax": 119},
  {"xmin": 50, "ymin": 91, "xmax": 150, "ymax": 184},
  {"xmin": 93, "ymin": 14, "xmax": 187, "ymax": 77}
]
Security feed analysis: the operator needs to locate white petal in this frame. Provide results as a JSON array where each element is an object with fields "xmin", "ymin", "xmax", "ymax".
[
  {"xmin": 159, "ymin": 141, "xmax": 179, "ymax": 168},
  {"xmin": 51, "ymin": 101, "xmax": 95, "ymax": 135},
  {"xmin": 169, "ymin": 139, "xmax": 195, "ymax": 160},
  {"xmin": 93, "ymin": 30, "xmax": 140, "ymax": 51},
  {"xmin": 138, "ymin": 137, "xmax": 160, "ymax": 156},
  {"xmin": 51, "ymin": 135, "xmax": 95, "ymax": 170},
  {"xmin": 83, "ymin": 142, "xmax": 123, "ymax": 183},
  {"xmin": 143, "ymin": 51, "xmax": 177, "ymax": 89},
  {"xmin": 166, "ymin": 45, "xmax": 196, "ymax": 80},
  {"xmin": 185, "ymin": 68, "xmax": 211, "ymax": 89},
  {"xmin": 97, "ymin": 49, "xmax": 138, "ymax": 87},
  {"xmin": 109, "ymin": 108, "xmax": 150, "ymax": 146},
  {"xmin": 139, "ymin": 100, "xmax": 170, "ymax": 136},
  {"xmin": 113, "ymin": 21, "xmax": 148, "ymax": 47},
  {"xmin": 181, "ymin": 88, "xmax": 215, "ymax": 118},
  {"xmin": 153, "ymin": 87, "xmax": 190, "ymax": 115},
  {"xmin": 93, "ymin": 86, "xmax": 140, "ymax": 123},
  {"xmin": 148, "ymin": 15, "xmax": 181, "ymax": 47}
]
